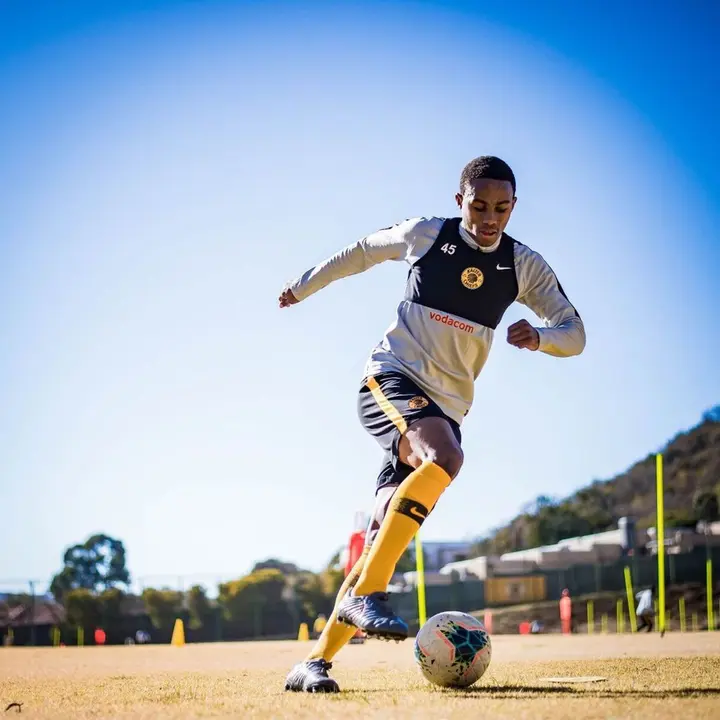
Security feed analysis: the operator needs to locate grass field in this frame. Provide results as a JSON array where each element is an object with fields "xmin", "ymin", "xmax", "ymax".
[{"xmin": 1, "ymin": 634, "xmax": 719, "ymax": 718}]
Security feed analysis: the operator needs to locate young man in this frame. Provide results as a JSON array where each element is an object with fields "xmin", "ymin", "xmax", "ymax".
[{"xmin": 279, "ymin": 156, "xmax": 586, "ymax": 692}]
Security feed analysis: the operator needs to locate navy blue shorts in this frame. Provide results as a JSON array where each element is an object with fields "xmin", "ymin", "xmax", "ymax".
[{"xmin": 357, "ymin": 372, "xmax": 461, "ymax": 492}]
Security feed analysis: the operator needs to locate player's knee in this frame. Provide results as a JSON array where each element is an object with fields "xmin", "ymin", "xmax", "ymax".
[{"xmin": 433, "ymin": 444, "xmax": 464, "ymax": 479}]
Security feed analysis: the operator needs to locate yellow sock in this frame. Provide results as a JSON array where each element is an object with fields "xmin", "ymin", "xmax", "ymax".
[
  {"xmin": 306, "ymin": 547, "xmax": 370, "ymax": 661},
  {"xmin": 353, "ymin": 461, "xmax": 451, "ymax": 596}
]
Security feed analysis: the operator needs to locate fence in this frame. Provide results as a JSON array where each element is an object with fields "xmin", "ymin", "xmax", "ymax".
[
  {"xmin": 541, "ymin": 544, "xmax": 720, "ymax": 601},
  {"xmin": 394, "ymin": 544, "xmax": 720, "ymax": 630}
]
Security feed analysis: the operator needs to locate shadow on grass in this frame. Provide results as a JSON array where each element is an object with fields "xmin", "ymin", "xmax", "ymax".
[
  {"xmin": 341, "ymin": 686, "xmax": 720, "ymax": 699},
  {"xmin": 452, "ymin": 686, "xmax": 720, "ymax": 698}
]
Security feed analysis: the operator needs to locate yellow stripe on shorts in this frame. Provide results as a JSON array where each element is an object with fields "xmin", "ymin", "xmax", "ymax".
[{"xmin": 366, "ymin": 377, "xmax": 408, "ymax": 435}]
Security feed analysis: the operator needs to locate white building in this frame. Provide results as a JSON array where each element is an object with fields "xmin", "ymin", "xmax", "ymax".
[
  {"xmin": 408, "ymin": 540, "xmax": 474, "ymax": 571},
  {"xmin": 439, "ymin": 526, "xmax": 650, "ymax": 578}
]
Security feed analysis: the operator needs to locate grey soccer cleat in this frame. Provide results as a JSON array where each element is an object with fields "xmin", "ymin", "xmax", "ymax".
[
  {"xmin": 337, "ymin": 591, "xmax": 409, "ymax": 641},
  {"xmin": 284, "ymin": 659, "xmax": 340, "ymax": 693}
]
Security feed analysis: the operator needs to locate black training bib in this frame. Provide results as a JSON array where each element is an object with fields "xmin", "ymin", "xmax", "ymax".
[{"xmin": 404, "ymin": 218, "xmax": 519, "ymax": 329}]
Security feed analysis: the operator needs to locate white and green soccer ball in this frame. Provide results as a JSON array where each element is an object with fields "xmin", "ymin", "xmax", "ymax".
[{"xmin": 414, "ymin": 611, "xmax": 492, "ymax": 688}]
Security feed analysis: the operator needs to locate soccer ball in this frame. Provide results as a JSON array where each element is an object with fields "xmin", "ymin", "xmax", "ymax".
[{"xmin": 413, "ymin": 611, "xmax": 492, "ymax": 688}]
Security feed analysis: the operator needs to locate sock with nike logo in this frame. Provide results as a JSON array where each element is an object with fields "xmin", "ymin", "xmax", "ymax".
[{"xmin": 352, "ymin": 461, "xmax": 452, "ymax": 596}]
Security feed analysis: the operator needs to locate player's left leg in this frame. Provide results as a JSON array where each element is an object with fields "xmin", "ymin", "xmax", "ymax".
[
  {"xmin": 285, "ymin": 551, "xmax": 370, "ymax": 693},
  {"xmin": 285, "ymin": 480, "xmax": 400, "ymax": 692},
  {"xmin": 306, "ymin": 483, "xmax": 399, "ymax": 658},
  {"xmin": 284, "ymin": 556, "xmax": 365, "ymax": 693}
]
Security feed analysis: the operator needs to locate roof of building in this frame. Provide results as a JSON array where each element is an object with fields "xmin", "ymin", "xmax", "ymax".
[{"xmin": 0, "ymin": 599, "xmax": 66, "ymax": 627}]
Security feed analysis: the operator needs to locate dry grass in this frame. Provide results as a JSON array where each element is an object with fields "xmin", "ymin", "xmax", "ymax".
[{"xmin": 1, "ymin": 634, "xmax": 719, "ymax": 718}]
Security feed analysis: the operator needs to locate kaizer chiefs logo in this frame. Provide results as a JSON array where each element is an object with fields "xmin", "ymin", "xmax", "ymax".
[
  {"xmin": 408, "ymin": 396, "xmax": 429, "ymax": 410},
  {"xmin": 461, "ymin": 267, "xmax": 484, "ymax": 289}
]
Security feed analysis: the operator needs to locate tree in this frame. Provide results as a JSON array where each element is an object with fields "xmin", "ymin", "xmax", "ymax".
[
  {"xmin": 50, "ymin": 534, "xmax": 130, "ymax": 601},
  {"xmin": 218, "ymin": 569, "xmax": 290, "ymax": 639},
  {"xmin": 521, "ymin": 495, "xmax": 558, "ymax": 516},
  {"xmin": 142, "ymin": 589, "xmax": 184, "ymax": 633},
  {"xmin": 97, "ymin": 588, "xmax": 125, "ymax": 634},
  {"xmin": 186, "ymin": 585, "xmax": 215, "ymax": 631},
  {"xmin": 488, "ymin": 525, "xmax": 516, "ymax": 555},
  {"xmin": 325, "ymin": 548, "xmax": 343, "ymax": 571},
  {"xmin": 574, "ymin": 485, "xmax": 613, "ymax": 526},
  {"xmin": 469, "ymin": 536, "xmax": 492, "ymax": 558},
  {"xmin": 693, "ymin": 490, "xmax": 719, "ymax": 524},
  {"xmin": 64, "ymin": 589, "xmax": 101, "ymax": 631},
  {"xmin": 664, "ymin": 509, "xmax": 696, "ymax": 528},
  {"xmin": 702, "ymin": 405, "xmax": 720, "ymax": 423},
  {"xmin": 293, "ymin": 572, "xmax": 332, "ymax": 621},
  {"xmin": 525, "ymin": 504, "xmax": 593, "ymax": 548},
  {"xmin": 252, "ymin": 558, "xmax": 300, "ymax": 575},
  {"xmin": 318, "ymin": 566, "xmax": 344, "ymax": 599}
]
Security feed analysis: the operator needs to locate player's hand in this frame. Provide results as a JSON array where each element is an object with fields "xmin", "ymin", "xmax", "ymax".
[
  {"xmin": 278, "ymin": 288, "xmax": 299, "ymax": 308},
  {"xmin": 507, "ymin": 319, "xmax": 540, "ymax": 351}
]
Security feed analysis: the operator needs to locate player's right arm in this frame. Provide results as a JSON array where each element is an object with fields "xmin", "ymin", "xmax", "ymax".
[{"xmin": 278, "ymin": 217, "xmax": 441, "ymax": 307}]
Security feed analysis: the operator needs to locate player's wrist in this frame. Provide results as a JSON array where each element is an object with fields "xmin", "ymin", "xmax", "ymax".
[{"xmin": 286, "ymin": 284, "xmax": 303, "ymax": 303}]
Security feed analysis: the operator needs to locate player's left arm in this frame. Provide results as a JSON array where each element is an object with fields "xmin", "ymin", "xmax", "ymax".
[{"xmin": 509, "ymin": 247, "xmax": 586, "ymax": 356}]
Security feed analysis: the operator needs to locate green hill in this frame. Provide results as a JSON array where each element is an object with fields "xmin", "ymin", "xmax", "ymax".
[{"xmin": 471, "ymin": 406, "xmax": 720, "ymax": 557}]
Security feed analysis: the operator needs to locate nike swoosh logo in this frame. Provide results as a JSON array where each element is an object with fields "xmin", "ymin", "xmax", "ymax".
[
  {"xmin": 395, "ymin": 498, "xmax": 429, "ymax": 524},
  {"xmin": 496, "ymin": 264, "xmax": 512, "ymax": 271}
]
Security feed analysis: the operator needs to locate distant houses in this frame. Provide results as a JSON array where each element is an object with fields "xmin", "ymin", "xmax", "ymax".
[{"xmin": 395, "ymin": 518, "xmax": 720, "ymax": 589}]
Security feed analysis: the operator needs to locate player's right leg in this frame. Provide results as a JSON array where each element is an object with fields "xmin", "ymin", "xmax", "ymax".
[{"xmin": 337, "ymin": 374, "xmax": 463, "ymax": 640}]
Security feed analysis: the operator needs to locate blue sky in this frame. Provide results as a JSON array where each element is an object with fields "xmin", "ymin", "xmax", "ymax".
[{"xmin": 1, "ymin": 0, "xmax": 718, "ymax": 594}]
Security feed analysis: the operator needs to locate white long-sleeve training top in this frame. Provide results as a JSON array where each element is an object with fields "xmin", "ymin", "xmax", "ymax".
[{"xmin": 289, "ymin": 216, "xmax": 585, "ymax": 424}]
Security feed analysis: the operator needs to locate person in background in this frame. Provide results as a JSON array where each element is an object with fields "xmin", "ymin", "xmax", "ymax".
[
  {"xmin": 636, "ymin": 586, "xmax": 654, "ymax": 632},
  {"xmin": 560, "ymin": 588, "xmax": 572, "ymax": 634}
]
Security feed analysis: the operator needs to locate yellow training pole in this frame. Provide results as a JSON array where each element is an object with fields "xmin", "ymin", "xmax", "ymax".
[
  {"xmin": 692, "ymin": 612, "xmax": 699, "ymax": 632},
  {"xmin": 601, "ymin": 613, "xmax": 608, "ymax": 634},
  {"xmin": 415, "ymin": 533, "xmax": 427, "ymax": 627},
  {"xmin": 587, "ymin": 600, "xmax": 594, "ymax": 634},
  {"xmin": 679, "ymin": 598, "xmax": 686, "ymax": 632},
  {"xmin": 77, "ymin": 627, "xmax": 84, "ymax": 647},
  {"xmin": 656, "ymin": 454, "xmax": 666, "ymax": 635},
  {"xmin": 707, "ymin": 559, "xmax": 715, "ymax": 631},
  {"xmin": 654, "ymin": 599, "xmax": 658, "ymax": 627},
  {"xmin": 624, "ymin": 566, "xmax": 637, "ymax": 632},
  {"xmin": 616, "ymin": 599, "xmax": 624, "ymax": 633}
]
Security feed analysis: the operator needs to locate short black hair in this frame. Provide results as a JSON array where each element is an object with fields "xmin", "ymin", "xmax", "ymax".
[{"xmin": 460, "ymin": 156, "xmax": 516, "ymax": 195}]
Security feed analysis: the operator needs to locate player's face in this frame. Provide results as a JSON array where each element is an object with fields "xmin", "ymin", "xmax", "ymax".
[{"xmin": 455, "ymin": 179, "xmax": 516, "ymax": 246}]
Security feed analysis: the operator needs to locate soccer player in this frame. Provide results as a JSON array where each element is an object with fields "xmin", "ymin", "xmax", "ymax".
[{"xmin": 280, "ymin": 156, "xmax": 586, "ymax": 692}]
